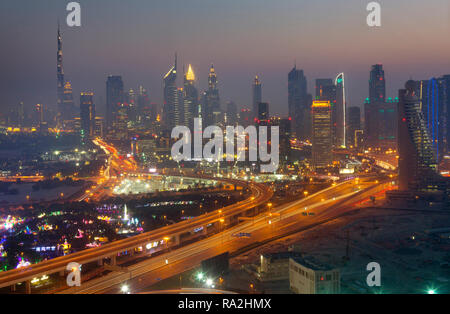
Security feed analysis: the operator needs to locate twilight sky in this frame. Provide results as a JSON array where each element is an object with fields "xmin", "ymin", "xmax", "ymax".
[{"xmin": 1, "ymin": 0, "xmax": 450, "ymax": 116}]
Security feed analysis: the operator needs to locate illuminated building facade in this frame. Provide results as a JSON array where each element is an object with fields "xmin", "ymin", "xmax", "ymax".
[
  {"xmin": 183, "ymin": 64, "xmax": 198, "ymax": 130},
  {"xmin": 80, "ymin": 92, "xmax": 95, "ymax": 138},
  {"xmin": 369, "ymin": 64, "xmax": 385, "ymax": 104},
  {"xmin": 63, "ymin": 81, "xmax": 76, "ymax": 120},
  {"xmin": 204, "ymin": 65, "xmax": 221, "ymax": 126},
  {"xmin": 163, "ymin": 55, "xmax": 179, "ymax": 131},
  {"xmin": 418, "ymin": 78, "xmax": 448, "ymax": 163},
  {"xmin": 335, "ymin": 73, "xmax": 346, "ymax": 148},
  {"xmin": 398, "ymin": 81, "xmax": 439, "ymax": 191},
  {"xmin": 365, "ymin": 64, "xmax": 397, "ymax": 150},
  {"xmin": 57, "ymin": 24, "xmax": 65, "ymax": 127},
  {"xmin": 312, "ymin": 101, "xmax": 332, "ymax": 169}
]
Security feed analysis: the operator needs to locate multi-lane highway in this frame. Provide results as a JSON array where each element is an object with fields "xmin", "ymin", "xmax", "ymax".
[
  {"xmin": 59, "ymin": 177, "xmax": 390, "ymax": 294},
  {"xmin": 0, "ymin": 175, "xmax": 272, "ymax": 292},
  {"xmin": 0, "ymin": 137, "xmax": 394, "ymax": 294}
]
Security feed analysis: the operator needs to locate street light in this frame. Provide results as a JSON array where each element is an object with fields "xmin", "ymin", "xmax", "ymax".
[
  {"xmin": 121, "ymin": 284, "xmax": 130, "ymax": 294},
  {"xmin": 196, "ymin": 272, "xmax": 204, "ymax": 281}
]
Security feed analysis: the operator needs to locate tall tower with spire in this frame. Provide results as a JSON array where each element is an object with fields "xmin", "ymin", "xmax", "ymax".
[
  {"xmin": 203, "ymin": 64, "xmax": 221, "ymax": 126},
  {"xmin": 183, "ymin": 64, "xmax": 198, "ymax": 129},
  {"xmin": 163, "ymin": 54, "xmax": 179, "ymax": 131},
  {"xmin": 56, "ymin": 22, "xmax": 65, "ymax": 127}
]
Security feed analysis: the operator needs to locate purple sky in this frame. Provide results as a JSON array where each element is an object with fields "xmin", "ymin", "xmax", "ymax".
[{"xmin": 1, "ymin": 0, "xmax": 450, "ymax": 116}]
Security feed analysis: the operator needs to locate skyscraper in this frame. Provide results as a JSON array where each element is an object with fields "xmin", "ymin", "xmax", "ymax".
[
  {"xmin": 183, "ymin": 64, "xmax": 198, "ymax": 129},
  {"xmin": 365, "ymin": 64, "xmax": 396, "ymax": 150},
  {"xmin": 204, "ymin": 64, "xmax": 221, "ymax": 126},
  {"xmin": 418, "ymin": 78, "xmax": 448, "ymax": 163},
  {"xmin": 163, "ymin": 55, "xmax": 179, "ymax": 131},
  {"xmin": 63, "ymin": 81, "xmax": 76, "ymax": 120},
  {"xmin": 442, "ymin": 75, "xmax": 450, "ymax": 152},
  {"xmin": 252, "ymin": 76, "xmax": 262, "ymax": 121},
  {"xmin": 315, "ymin": 79, "xmax": 336, "ymax": 102},
  {"xmin": 57, "ymin": 23, "xmax": 65, "ymax": 127},
  {"xmin": 106, "ymin": 76, "xmax": 124, "ymax": 130},
  {"xmin": 288, "ymin": 66, "xmax": 310, "ymax": 140},
  {"xmin": 312, "ymin": 101, "xmax": 332, "ymax": 169},
  {"xmin": 80, "ymin": 92, "xmax": 95, "ymax": 138},
  {"xmin": 369, "ymin": 64, "xmax": 385, "ymax": 104},
  {"xmin": 335, "ymin": 73, "xmax": 346, "ymax": 147},
  {"xmin": 398, "ymin": 81, "xmax": 438, "ymax": 191}
]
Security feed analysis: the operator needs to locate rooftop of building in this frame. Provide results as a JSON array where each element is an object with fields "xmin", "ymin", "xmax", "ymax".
[
  {"xmin": 262, "ymin": 251, "xmax": 302, "ymax": 261},
  {"xmin": 290, "ymin": 256, "xmax": 336, "ymax": 271}
]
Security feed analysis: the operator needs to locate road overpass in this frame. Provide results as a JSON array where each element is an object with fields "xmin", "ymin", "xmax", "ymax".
[
  {"xmin": 0, "ymin": 177, "xmax": 272, "ymax": 293},
  {"xmin": 61, "ymin": 177, "xmax": 389, "ymax": 294}
]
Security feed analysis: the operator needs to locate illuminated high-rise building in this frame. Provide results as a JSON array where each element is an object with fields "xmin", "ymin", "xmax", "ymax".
[
  {"xmin": 442, "ymin": 75, "xmax": 450, "ymax": 152},
  {"xmin": 80, "ymin": 92, "xmax": 95, "ymax": 138},
  {"xmin": 369, "ymin": 64, "xmax": 385, "ymax": 104},
  {"xmin": 57, "ymin": 23, "xmax": 65, "ymax": 127},
  {"xmin": 365, "ymin": 65, "xmax": 397, "ymax": 150},
  {"xmin": 398, "ymin": 80, "xmax": 441, "ymax": 191},
  {"xmin": 418, "ymin": 78, "xmax": 448, "ymax": 163},
  {"xmin": 335, "ymin": 73, "xmax": 346, "ymax": 147},
  {"xmin": 252, "ymin": 76, "xmax": 262, "ymax": 121},
  {"xmin": 315, "ymin": 79, "xmax": 336, "ymax": 102},
  {"xmin": 163, "ymin": 54, "xmax": 179, "ymax": 131},
  {"xmin": 316, "ymin": 79, "xmax": 336, "ymax": 144},
  {"xmin": 204, "ymin": 64, "xmax": 221, "ymax": 126},
  {"xmin": 288, "ymin": 66, "xmax": 310, "ymax": 140},
  {"xmin": 63, "ymin": 81, "xmax": 76, "ymax": 119},
  {"xmin": 106, "ymin": 76, "xmax": 124, "ymax": 130},
  {"xmin": 312, "ymin": 101, "xmax": 332, "ymax": 169},
  {"xmin": 183, "ymin": 64, "xmax": 198, "ymax": 130}
]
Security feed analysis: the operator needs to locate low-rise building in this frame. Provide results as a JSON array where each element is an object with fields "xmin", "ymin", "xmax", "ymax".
[
  {"xmin": 289, "ymin": 256, "xmax": 340, "ymax": 294},
  {"xmin": 256, "ymin": 251, "xmax": 302, "ymax": 282}
]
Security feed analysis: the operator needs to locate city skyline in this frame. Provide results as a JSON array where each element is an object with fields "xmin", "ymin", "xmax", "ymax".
[
  {"xmin": 2, "ymin": 0, "xmax": 450, "ymax": 297},
  {"xmin": 1, "ymin": 0, "xmax": 450, "ymax": 116}
]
